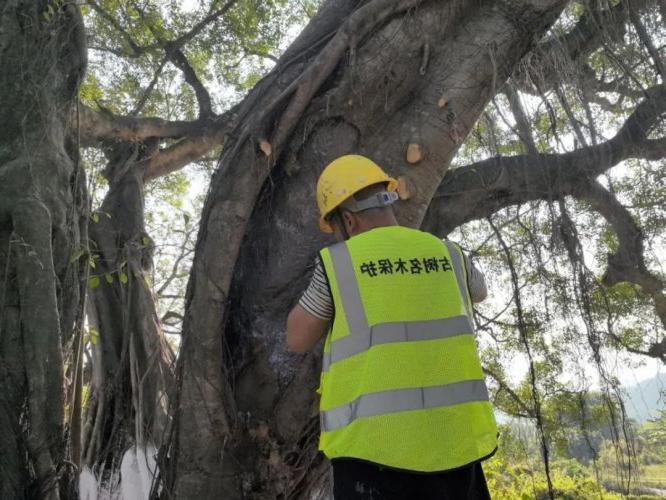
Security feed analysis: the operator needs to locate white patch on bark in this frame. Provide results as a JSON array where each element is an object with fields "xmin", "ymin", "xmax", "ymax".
[{"xmin": 78, "ymin": 445, "xmax": 158, "ymax": 500}]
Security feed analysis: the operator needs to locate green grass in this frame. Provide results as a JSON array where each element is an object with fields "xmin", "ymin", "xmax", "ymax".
[
  {"xmin": 603, "ymin": 463, "xmax": 666, "ymax": 497},
  {"xmin": 640, "ymin": 463, "xmax": 666, "ymax": 489}
]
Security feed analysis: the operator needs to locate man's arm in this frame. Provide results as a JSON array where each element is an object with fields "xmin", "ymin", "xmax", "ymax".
[
  {"xmin": 286, "ymin": 258, "xmax": 333, "ymax": 353},
  {"xmin": 286, "ymin": 305, "xmax": 329, "ymax": 352}
]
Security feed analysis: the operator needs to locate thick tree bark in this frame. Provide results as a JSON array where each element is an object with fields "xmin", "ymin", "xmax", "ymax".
[
  {"xmin": 165, "ymin": 0, "xmax": 569, "ymax": 497},
  {"xmin": 0, "ymin": 1, "xmax": 87, "ymax": 498},
  {"xmin": 82, "ymin": 143, "xmax": 174, "ymax": 470}
]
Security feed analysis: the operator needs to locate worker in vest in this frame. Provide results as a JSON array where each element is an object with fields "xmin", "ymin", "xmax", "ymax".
[{"xmin": 287, "ymin": 155, "xmax": 497, "ymax": 499}]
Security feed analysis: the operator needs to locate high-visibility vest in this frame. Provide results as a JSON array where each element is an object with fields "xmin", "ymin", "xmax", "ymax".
[{"xmin": 318, "ymin": 225, "xmax": 497, "ymax": 471}]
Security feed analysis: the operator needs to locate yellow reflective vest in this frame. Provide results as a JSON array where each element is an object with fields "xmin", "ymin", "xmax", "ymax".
[{"xmin": 318, "ymin": 225, "xmax": 497, "ymax": 471}]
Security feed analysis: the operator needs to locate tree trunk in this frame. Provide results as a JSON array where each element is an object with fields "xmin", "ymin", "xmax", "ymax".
[
  {"xmin": 83, "ymin": 143, "xmax": 174, "ymax": 472},
  {"xmin": 165, "ymin": 0, "xmax": 569, "ymax": 498},
  {"xmin": 0, "ymin": 1, "xmax": 87, "ymax": 498}
]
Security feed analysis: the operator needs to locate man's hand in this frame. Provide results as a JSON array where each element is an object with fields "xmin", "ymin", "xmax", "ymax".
[{"xmin": 286, "ymin": 304, "xmax": 329, "ymax": 353}]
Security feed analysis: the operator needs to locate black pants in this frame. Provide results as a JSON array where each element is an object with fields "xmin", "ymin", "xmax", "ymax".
[{"xmin": 332, "ymin": 459, "xmax": 491, "ymax": 500}]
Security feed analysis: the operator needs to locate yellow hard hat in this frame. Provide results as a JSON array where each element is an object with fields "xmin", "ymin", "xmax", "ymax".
[{"xmin": 316, "ymin": 155, "xmax": 398, "ymax": 233}]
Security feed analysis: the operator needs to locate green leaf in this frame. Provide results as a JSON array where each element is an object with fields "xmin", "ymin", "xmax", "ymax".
[
  {"xmin": 105, "ymin": 273, "xmax": 114, "ymax": 284},
  {"xmin": 89, "ymin": 328, "xmax": 100, "ymax": 345},
  {"xmin": 142, "ymin": 236, "xmax": 151, "ymax": 246},
  {"xmin": 89, "ymin": 276, "xmax": 100, "ymax": 289},
  {"xmin": 69, "ymin": 247, "xmax": 86, "ymax": 264},
  {"xmin": 91, "ymin": 213, "xmax": 100, "ymax": 223},
  {"xmin": 119, "ymin": 272, "xmax": 128, "ymax": 284}
]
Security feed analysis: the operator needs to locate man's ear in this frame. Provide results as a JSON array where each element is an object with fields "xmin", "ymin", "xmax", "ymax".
[{"xmin": 342, "ymin": 210, "xmax": 355, "ymax": 232}]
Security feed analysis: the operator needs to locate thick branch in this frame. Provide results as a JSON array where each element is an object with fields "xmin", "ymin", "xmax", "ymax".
[
  {"xmin": 164, "ymin": 44, "xmax": 213, "ymax": 117},
  {"xmin": 512, "ymin": 0, "xmax": 655, "ymax": 94},
  {"xmin": 78, "ymin": 105, "xmax": 201, "ymax": 146},
  {"xmin": 424, "ymin": 86, "xmax": 666, "ymax": 359},
  {"xmin": 424, "ymin": 84, "xmax": 666, "ymax": 234},
  {"xmin": 141, "ymin": 132, "xmax": 220, "ymax": 181},
  {"xmin": 129, "ymin": 1, "xmax": 214, "ymax": 117},
  {"xmin": 80, "ymin": 104, "xmax": 237, "ymax": 181},
  {"xmin": 142, "ymin": 108, "xmax": 237, "ymax": 181},
  {"xmin": 639, "ymin": 137, "xmax": 666, "ymax": 160}
]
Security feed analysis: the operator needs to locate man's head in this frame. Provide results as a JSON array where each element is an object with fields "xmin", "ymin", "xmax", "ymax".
[{"xmin": 316, "ymin": 155, "xmax": 399, "ymax": 241}]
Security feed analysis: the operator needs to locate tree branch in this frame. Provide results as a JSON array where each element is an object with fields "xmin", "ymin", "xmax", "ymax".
[
  {"xmin": 504, "ymin": 82, "xmax": 538, "ymax": 154},
  {"xmin": 423, "ymin": 85, "xmax": 666, "ymax": 359},
  {"xmin": 131, "ymin": 57, "xmax": 168, "ymax": 116},
  {"xmin": 129, "ymin": 1, "xmax": 214, "ymax": 117},
  {"xmin": 484, "ymin": 366, "xmax": 535, "ymax": 418},
  {"xmin": 78, "ymin": 105, "xmax": 202, "ymax": 146},
  {"xmin": 79, "ymin": 103, "xmax": 238, "ymax": 182},
  {"xmin": 574, "ymin": 180, "xmax": 665, "ymax": 332},
  {"xmin": 90, "ymin": 0, "xmax": 238, "ymax": 59},
  {"xmin": 142, "ymin": 107, "xmax": 238, "ymax": 181},
  {"xmin": 423, "ymin": 84, "xmax": 666, "ymax": 235},
  {"xmin": 629, "ymin": 3, "xmax": 666, "ymax": 80},
  {"xmin": 167, "ymin": 0, "xmax": 239, "ymax": 53},
  {"xmin": 164, "ymin": 44, "xmax": 213, "ymax": 117},
  {"xmin": 89, "ymin": 0, "xmax": 143, "ymax": 57},
  {"xmin": 512, "ymin": 0, "xmax": 656, "ymax": 94}
]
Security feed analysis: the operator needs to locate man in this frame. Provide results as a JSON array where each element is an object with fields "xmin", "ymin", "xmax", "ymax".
[{"xmin": 287, "ymin": 155, "xmax": 497, "ymax": 499}]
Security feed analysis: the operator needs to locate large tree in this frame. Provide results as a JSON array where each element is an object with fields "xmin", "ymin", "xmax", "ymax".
[
  {"xmin": 0, "ymin": 1, "xmax": 87, "ymax": 498},
  {"xmin": 159, "ymin": 0, "xmax": 664, "ymax": 497},
  {"xmin": 1, "ymin": 0, "xmax": 663, "ymax": 498}
]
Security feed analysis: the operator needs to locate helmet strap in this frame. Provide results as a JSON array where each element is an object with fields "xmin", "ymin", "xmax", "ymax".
[{"xmin": 341, "ymin": 190, "xmax": 398, "ymax": 212}]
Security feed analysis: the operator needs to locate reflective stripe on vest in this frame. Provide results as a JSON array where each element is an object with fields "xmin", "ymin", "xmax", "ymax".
[
  {"xmin": 322, "ymin": 317, "xmax": 474, "ymax": 371},
  {"xmin": 321, "ymin": 379, "xmax": 489, "ymax": 431},
  {"xmin": 322, "ymin": 239, "xmax": 488, "ymax": 431},
  {"xmin": 323, "ymin": 240, "xmax": 476, "ymax": 371}
]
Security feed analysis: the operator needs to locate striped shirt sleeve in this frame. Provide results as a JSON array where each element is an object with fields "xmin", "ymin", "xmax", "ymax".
[
  {"xmin": 298, "ymin": 257, "xmax": 334, "ymax": 321},
  {"xmin": 463, "ymin": 253, "xmax": 488, "ymax": 303}
]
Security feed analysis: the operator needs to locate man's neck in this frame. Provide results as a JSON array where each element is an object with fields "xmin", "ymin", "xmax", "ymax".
[{"xmin": 355, "ymin": 219, "xmax": 399, "ymax": 235}]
